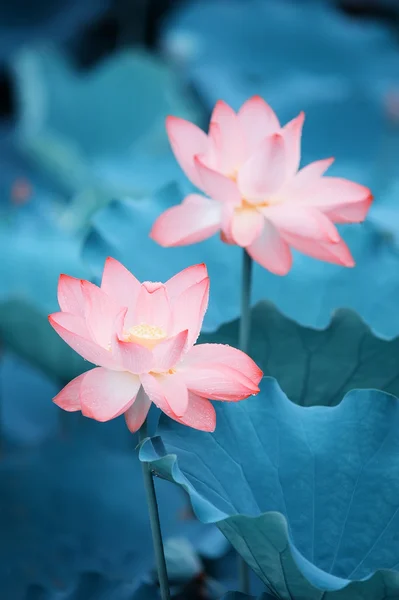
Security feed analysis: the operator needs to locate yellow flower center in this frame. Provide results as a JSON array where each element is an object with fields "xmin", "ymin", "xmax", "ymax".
[{"xmin": 123, "ymin": 323, "xmax": 167, "ymax": 349}]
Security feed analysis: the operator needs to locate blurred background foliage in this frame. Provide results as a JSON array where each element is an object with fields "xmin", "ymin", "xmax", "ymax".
[{"xmin": 1, "ymin": 0, "xmax": 399, "ymax": 598}]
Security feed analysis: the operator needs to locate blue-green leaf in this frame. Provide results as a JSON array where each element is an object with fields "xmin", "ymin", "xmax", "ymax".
[
  {"xmin": 140, "ymin": 380, "xmax": 399, "ymax": 599},
  {"xmin": 200, "ymin": 302, "xmax": 399, "ymax": 406},
  {"xmin": 12, "ymin": 47, "xmax": 202, "ymax": 197}
]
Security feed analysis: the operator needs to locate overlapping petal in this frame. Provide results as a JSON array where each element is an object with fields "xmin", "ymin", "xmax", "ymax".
[
  {"xmin": 124, "ymin": 386, "xmax": 152, "ymax": 432},
  {"xmin": 166, "ymin": 116, "xmax": 209, "ymax": 189},
  {"xmin": 194, "ymin": 157, "xmax": 241, "ymax": 205},
  {"xmin": 263, "ymin": 205, "xmax": 340, "ymax": 242},
  {"xmin": 165, "ymin": 263, "xmax": 208, "ymax": 302},
  {"xmin": 209, "ymin": 100, "xmax": 246, "ymax": 175},
  {"xmin": 80, "ymin": 368, "xmax": 141, "ymax": 421},
  {"xmin": 57, "ymin": 275, "xmax": 85, "ymax": 317},
  {"xmin": 281, "ymin": 111, "xmax": 305, "ymax": 179},
  {"xmin": 237, "ymin": 133, "xmax": 286, "ymax": 201},
  {"xmin": 48, "ymin": 312, "xmax": 118, "ymax": 369},
  {"xmin": 284, "ymin": 232, "xmax": 355, "ymax": 267},
  {"xmin": 152, "ymin": 330, "xmax": 188, "ymax": 372},
  {"xmin": 52, "ymin": 372, "xmax": 85, "ymax": 411},
  {"xmin": 183, "ymin": 344, "xmax": 263, "ymax": 386},
  {"xmin": 101, "ymin": 257, "xmax": 141, "ymax": 323},
  {"xmin": 133, "ymin": 282, "xmax": 171, "ymax": 331},
  {"xmin": 230, "ymin": 206, "xmax": 264, "ymax": 247},
  {"xmin": 246, "ymin": 220, "xmax": 292, "ymax": 275},
  {"xmin": 171, "ymin": 277, "xmax": 210, "ymax": 347},
  {"xmin": 81, "ymin": 280, "xmax": 124, "ymax": 348},
  {"xmin": 150, "ymin": 194, "xmax": 222, "ymax": 247},
  {"xmin": 180, "ymin": 363, "xmax": 260, "ymax": 401},
  {"xmin": 237, "ymin": 95, "xmax": 280, "ymax": 154}
]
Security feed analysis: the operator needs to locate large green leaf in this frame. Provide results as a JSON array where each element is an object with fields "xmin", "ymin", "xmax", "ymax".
[
  {"xmin": 200, "ymin": 302, "xmax": 399, "ymax": 407},
  {"xmin": 141, "ymin": 380, "xmax": 399, "ymax": 599}
]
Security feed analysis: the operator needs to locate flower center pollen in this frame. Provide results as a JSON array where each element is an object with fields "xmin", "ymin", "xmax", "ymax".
[{"xmin": 123, "ymin": 323, "xmax": 167, "ymax": 349}]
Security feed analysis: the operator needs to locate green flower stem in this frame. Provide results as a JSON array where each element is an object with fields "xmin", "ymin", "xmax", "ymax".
[
  {"xmin": 139, "ymin": 420, "xmax": 171, "ymax": 600},
  {"xmin": 238, "ymin": 248, "xmax": 253, "ymax": 594}
]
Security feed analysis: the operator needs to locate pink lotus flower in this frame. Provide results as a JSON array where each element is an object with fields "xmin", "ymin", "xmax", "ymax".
[
  {"xmin": 49, "ymin": 259, "xmax": 262, "ymax": 432},
  {"xmin": 150, "ymin": 96, "xmax": 373, "ymax": 275}
]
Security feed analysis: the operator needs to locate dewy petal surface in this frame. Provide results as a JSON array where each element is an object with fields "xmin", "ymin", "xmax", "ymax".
[
  {"xmin": 180, "ymin": 363, "xmax": 259, "ymax": 401},
  {"xmin": 171, "ymin": 278, "xmax": 209, "ymax": 347},
  {"xmin": 184, "ymin": 343, "xmax": 263, "ymax": 386},
  {"xmin": 57, "ymin": 275, "xmax": 85, "ymax": 317},
  {"xmin": 80, "ymin": 368, "xmax": 141, "ymax": 421},
  {"xmin": 53, "ymin": 372, "xmax": 86, "ymax": 412},
  {"xmin": 124, "ymin": 386, "xmax": 152, "ymax": 433},
  {"xmin": 152, "ymin": 330, "xmax": 189, "ymax": 372},
  {"xmin": 165, "ymin": 263, "xmax": 208, "ymax": 302},
  {"xmin": 82, "ymin": 280, "xmax": 124, "ymax": 348},
  {"xmin": 133, "ymin": 282, "xmax": 171, "ymax": 332},
  {"xmin": 150, "ymin": 194, "xmax": 221, "ymax": 247},
  {"xmin": 48, "ymin": 312, "xmax": 118, "ymax": 369},
  {"xmin": 174, "ymin": 392, "xmax": 216, "ymax": 432}
]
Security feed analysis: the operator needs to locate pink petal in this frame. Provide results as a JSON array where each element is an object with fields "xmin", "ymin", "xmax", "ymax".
[
  {"xmin": 152, "ymin": 330, "xmax": 189, "ymax": 372},
  {"xmin": 237, "ymin": 96, "xmax": 280, "ymax": 154},
  {"xmin": 133, "ymin": 282, "xmax": 171, "ymax": 331},
  {"xmin": 175, "ymin": 393, "xmax": 216, "ymax": 432},
  {"xmin": 101, "ymin": 257, "xmax": 141, "ymax": 321},
  {"xmin": 209, "ymin": 100, "xmax": 245, "ymax": 175},
  {"xmin": 231, "ymin": 206, "xmax": 264, "ymax": 247},
  {"xmin": 49, "ymin": 312, "xmax": 117, "ymax": 369},
  {"xmin": 180, "ymin": 363, "xmax": 259, "ymax": 401},
  {"xmin": 326, "ymin": 196, "xmax": 373, "ymax": 223},
  {"xmin": 150, "ymin": 194, "xmax": 221, "ymax": 247},
  {"xmin": 246, "ymin": 220, "xmax": 292, "ymax": 275},
  {"xmin": 140, "ymin": 375, "xmax": 216, "ymax": 431},
  {"xmin": 301, "ymin": 178, "xmax": 373, "ymax": 224},
  {"xmin": 171, "ymin": 277, "xmax": 209, "ymax": 348},
  {"xmin": 184, "ymin": 343, "xmax": 263, "ymax": 387},
  {"xmin": 220, "ymin": 203, "xmax": 236, "ymax": 244},
  {"xmin": 283, "ymin": 232, "xmax": 355, "ymax": 267},
  {"xmin": 281, "ymin": 111, "xmax": 304, "ymax": 179},
  {"xmin": 237, "ymin": 133, "xmax": 286, "ymax": 201},
  {"xmin": 124, "ymin": 386, "xmax": 152, "ymax": 432},
  {"xmin": 112, "ymin": 338, "xmax": 154, "ymax": 374},
  {"xmin": 194, "ymin": 156, "xmax": 242, "ymax": 205},
  {"xmin": 82, "ymin": 281, "xmax": 124, "ymax": 348},
  {"xmin": 80, "ymin": 368, "xmax": 141, "ymax": 421},
  {"xmin": 166, "ymin": 116, "xmax": 209, "ymax": 189},
  {"xmin": 57, "ymin": 275, "xmax": 84, "ymax": 317},
  {"xmin": 156, "ymin": 372, "xmax": 189, "ymax": 417},
  {"xmin": 263, "ymin": 205, "xmax": 340, "ymax": 242},
  {"xmin": 165, "ymin": 264, "xmax": 208, "ymax": 302},
  {"xmin": 53, "ymin": 372, "xmax": 86, "ymax": 411},
  {"xmin": 140, "ymin": 372, "xmax": 189, "ymax": 418},
  {"xmin": 291, "ymin": 157, "xmax": 335, "ymax": 189}
]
